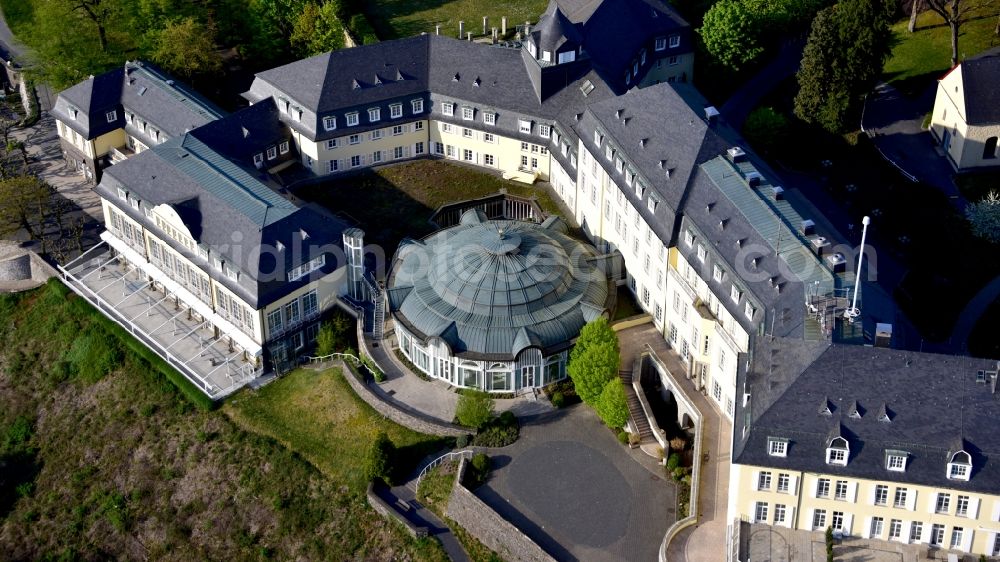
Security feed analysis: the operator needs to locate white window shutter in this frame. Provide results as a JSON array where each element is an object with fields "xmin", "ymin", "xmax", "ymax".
[
  {"xmin": 960, "ymin": 529, "xmax": 973, "ymax": 552},
  {"xmin": 906, "ymin": 490, "xmax": 917, "ymax": 511},
  {"xmin": 927, "ymin": 493, "xmax": 938, "ymax": 514},
  {"xmin": 786, "ymin": 507, "xmax": 796, "ymax": 529},
  {"xmin": 969, "ymin": 497, "xmax": 981, "ymax": 519},
  {"xmin": 811, "ymin": 477, "xmax": 818, "ymax": 498},
  {"xmin": 790, "ymin": 475, "xmax": 799, "ymax": 495},
  {"xmin": 843, "ymin": 513, "xmax": 854, "ymax": 536},
  {"xmin": 752, "ymin": 471, "xmax": 760, "ymax": 491},
  {"xmin": 867, "ymin": 484, "xmax": 877, "ymax": 505},
  {"xmin": 806, "ymin": 508, "xmax": 814, "ymax": 530},
  {"xmin": 862, "ymin": 517, "xmax": 872, "ymax": 539},
  {"xmin": 903, "ymin": 522, "xmax": 913, "ymax": 544},
  {"xmin": 748, "ymin": 502, "xmax": 757, "ymax": 523},
  {"xmin": 993, "ymin": 500, "xmax": 1000, "ymax": 521},
  {"xmin": 848, "ymin": 482, "xmax": 858, "ymax": 503}
]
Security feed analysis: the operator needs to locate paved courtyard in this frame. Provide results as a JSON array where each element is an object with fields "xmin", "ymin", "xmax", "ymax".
[
  {"xmin": 475, "ymin": 405, "xmax": 675, "ymax": 562},
  {"xmin": 746, "ymin": 524, "xmax": 931, "ymax": 562}
]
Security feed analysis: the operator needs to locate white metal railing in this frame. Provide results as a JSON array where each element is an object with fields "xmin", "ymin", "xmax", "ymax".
[
  {"xmin": 57, "ymin": 261, "xmax": 259, "ymax": 399},
  {"xmin": 414, "ymin": 449, "xmax": 475, "ymax": 492}
]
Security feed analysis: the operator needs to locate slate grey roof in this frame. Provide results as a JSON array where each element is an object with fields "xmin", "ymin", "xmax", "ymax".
[
  {"xmin": 52, "ymin": 61, "xmax": 224, "ymax": 141},
  {"xmin": 532, "ymin": 1, "xmax": 583, "ymax": 54},
  {"xmin": 189, "ymin": 98, "xmax": 292, "ymax": 166},
  {"xmin": 959, "ymin": 47, "xmax": 1000, "ymax": 126},
  {"xmin": 735, "ymin": 340, "xmax": 1000, "ymax": 495},
  {"xmin": 388, "ymin": 210, "xmax": 610, "ymax": 360},
  {"xmin": 96, "ymin": 133, "xmax": 348, "ymax": 308}
]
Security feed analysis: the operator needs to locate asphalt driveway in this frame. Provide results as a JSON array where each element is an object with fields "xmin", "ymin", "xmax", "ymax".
[{"xmin": 475, "ymin": 405, "xmax": 674, "ymax": 562}]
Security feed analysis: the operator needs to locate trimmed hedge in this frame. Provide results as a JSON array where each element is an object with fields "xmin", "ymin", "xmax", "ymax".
[{"xmin": 55, "ymin": 280, "xmax": 215, "ymax": 411}]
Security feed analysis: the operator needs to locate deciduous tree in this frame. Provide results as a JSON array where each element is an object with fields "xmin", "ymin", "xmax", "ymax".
[
  {"xmin": 151, "ymin": 18, "xmax": 223, "ymax": 79},
  {"xmin": 595, "ymin": 378, "xmax": 629, "ymax": 428},
  {"xmin": 0, "ymin": 176, "xmax": 53, "ymax": 244},
  {"xmin": 924, "ymin": 0, "xmax": 992, "ymax": 67},
  {"xmin": 290, "ymin": 2, "xmax": 346, "ymax": 57},
  {"xmin": 567, "ymin": 317, "xmax": 620, "ymax": 406}
]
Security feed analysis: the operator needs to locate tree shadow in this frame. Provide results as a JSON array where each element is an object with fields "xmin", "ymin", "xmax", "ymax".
[{"xmin": 0, "ymin": 450, "xmax": 42, "ymax": 518}]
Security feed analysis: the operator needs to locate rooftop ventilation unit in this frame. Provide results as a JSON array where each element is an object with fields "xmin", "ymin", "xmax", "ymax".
[
  {"xmin": 727, "ymin": 146, "xmax": 746, "ymax": 162},
  {"xmin": 745, "ymin": 171, "xmax": 763, "ymax": 186},
  {"xmin": 705, "ymin": 106, "xmax": 720, "ymax": 122},
  {"xmin": 801, "ymin": 219, "xmax": 815, "ymax": 235},
  {"xmin": 771, "ymin": 186, "xmax": 784, "ymax": 200}
]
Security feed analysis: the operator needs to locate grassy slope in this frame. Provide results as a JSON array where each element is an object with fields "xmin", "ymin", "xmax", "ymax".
[
  {"xmin": 225, "ymin": 367, "xmax": 449, "ymax": 490},
  {"xmin": 0, "ymin": 282, "xmax": 447, "ymax": 561},
  {"xmin": 296, "ymin": 159, "xmax": 562, "ymax": 251},
  {"xmin": 883, "ymin": 5, "xmax": 999, "ymax": 96},
  {"xmin": 366, "ymin": 0, "xmax": 549, "ymax": 40},
  {"xmin": 417, "ymin": 462, "xmax": 504, "ymax": 562}
]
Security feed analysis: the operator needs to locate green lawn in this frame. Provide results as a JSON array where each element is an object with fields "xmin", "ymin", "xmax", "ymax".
[
  {"xmin": 365, "ymin": 0, "xmax": 549, "ymax": 40},
  {"xmin": 883, "ymin": 5, "xmax": 999, "ymax": 96},
  {"xmin": 225, "ymin": 367, "xmax": 449, "ymax": 490},
  {"xmin": 296, "ymin": 159, "xmax": 563, "ymax": 251},
  {"xmin": 0, "ymin": 282, "xmax": 447, "ymax": 561}
]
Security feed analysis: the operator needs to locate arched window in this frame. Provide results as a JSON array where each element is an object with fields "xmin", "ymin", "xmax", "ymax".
[
  {"xmin": 459, "ymin": 361, "xmax": 481, "ymax": 389},
  {"xmin": 948, "ymin": 450, "xmax": 972, "ymax": 480},
  {"xmin": 488, "ymin": 363, "xmax": 510, "ymax": 391},
  {"xmin": 826, "ymin": 437, "xmax": 849, "ymax": 466},
  {"xmin": 984, "ymin": 136, "xmax": 998, "ymax": 159}
]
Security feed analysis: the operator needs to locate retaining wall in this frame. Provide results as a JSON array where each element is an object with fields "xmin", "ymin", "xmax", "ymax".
[
  {"xmin": 365, "ymin": 482, "xmax": 428, "ymax": 538},
  {"xmin": 446, "ymin": 457, "xmax": 556, "ymax": 562}
]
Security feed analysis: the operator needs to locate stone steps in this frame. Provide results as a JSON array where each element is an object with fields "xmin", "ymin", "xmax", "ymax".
[{"xmin": 620, "ymin": 370, "xmax": 655, "ymax": 443}]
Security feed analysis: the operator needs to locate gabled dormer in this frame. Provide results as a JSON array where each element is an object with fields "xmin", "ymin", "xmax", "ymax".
[{"xmin": 526, "ymin": 0, "xmax": 583, "ymax": 66}]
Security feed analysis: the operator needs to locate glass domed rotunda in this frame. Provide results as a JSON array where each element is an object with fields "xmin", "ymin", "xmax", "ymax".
[{"xmin": 387, "ymin": 209, "xmax": 612, "ymax": 392}]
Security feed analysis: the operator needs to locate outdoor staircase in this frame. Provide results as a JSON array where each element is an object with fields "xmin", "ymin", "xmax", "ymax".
[{"xmin": 620, "ymin": 370, "xmax": 655, "ymax": 444}]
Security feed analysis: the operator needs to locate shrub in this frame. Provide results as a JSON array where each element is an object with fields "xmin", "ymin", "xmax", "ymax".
[
  {"xmin": 498, "ymin": 410, "xmax": 515, "ymax": 427},
  {"xmin": 617, "ymin": 431, "xmax": 629, "ymax": 445},
  {"xmin": 65, "ymin": 331, "xmax": 122, "ymax": 384},
  {"xmin": 456, "ymin": 390, "xmax": 494, "ymax": 429},
  {"xmin": 550, "ymin": 391, "xmax": 565, "ymax": 408},
  {"xmin": 455, "ymin": 434, "xmax": 470, "ymax": 448},
  {"xmin": 825, "ymin": 526, "xmax": 834, "ymax": 561},
  {"xmin": 471, "ymin": 413, "xmax": 519, "ymax": 447},
  {"xmin": 315, "ymin": 322, "xmax": 336, "ymax": 356},
  {"xmin": 667, "ymin": 453, "xmax": 681, "ymax": 471},
  {"xmin": 365, "ymin": 431, "xmax": 396, "ymax": 485},
  {"xmin": 594, "ymin": 379, "xmax": 629, "ymax": 428},
  {"xmin": 466, "ymin": 453, "xmax": 490, "ymax": 486}
]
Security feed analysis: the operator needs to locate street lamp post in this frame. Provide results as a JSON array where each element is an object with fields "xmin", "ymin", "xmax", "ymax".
[{"xmin": 844, "ymin": 216, "xmax": 870, "ymax": 324}]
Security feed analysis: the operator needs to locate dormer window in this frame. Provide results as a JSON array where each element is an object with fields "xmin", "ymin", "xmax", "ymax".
[
  {"xmin": 669, "ymin": 35, "xmax": 681, "ymax": 48},
  {"xmin": 519, "ymin": 119, "xmax": 532, "ymax": 134},
  {"xmin": 346, "ymin": 112, "xmax": 359, "ymax": 126},
  {"xmin": 827, "ymin": 437, "xmax": 849, "ymax": 466},
  {"xmin": 390, "ymin": 103, "xmax": 402, "ymax": 118},
  {"xmin": 744, "ymin": 302, "xmax": 756, "ymax": 319},
  {"xmin": 768, "ymin": 438, "xmax": 787, "ymax": 457},
  {"xmin": 684, "ymin": 229, "xmax": 695, "ymax": 247},
  {"xmin": 730, "ymin": 285, "xmax": 742, "ymax": 303},
  {"xmin": 368, "ymin": 107, "xmax": 380, "ymax": 122},
  {"xmin": 542, "ymin": 50, "xmax": 552, "ymax": 62},
  {"xmin": 538, "ymin": 124, "xmax": 550, "ymax": 138},
  {"xmin": 655, "ymin": 37, "xmax": 666, "ymax": 51},
  {"xmin": 948, "ymin": 451, "xmax": 971, "ymax": 481},
  {"xmin": 886, "ymin": 451, "xmax": 908, "ymax": 472},
  {"xmin": 462, "ymin": 106, "xmax": 474, "ymax": 120},
  {"xmin": 594, "ymin": 130, "xmax": 603, "ymax": 146},
  {"xmin": 105, "ymin": 110, "xmax": 117, "ymax": 123},
  {"xmin": 442, "ymin": 102, "xmax": 454, "ymax": 117},
  {"xmin": 116, "ymin": 187, "xmax": 127, "ymax": 199},
  {"xmin": 411, "ymin": 99, "xmax": 424, "ymax": 113},
  {"xmin": 712, "ymin": 264, "xmax": 724, "ymax": 283},
  {"xmin": 323, "ymin": 116, "xmax": 337, "ymax": 131}
]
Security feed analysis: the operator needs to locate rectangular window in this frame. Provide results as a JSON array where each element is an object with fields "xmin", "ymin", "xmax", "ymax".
[
  {"xmin": 279, "ymin": 141, "xmax": 289, "ymax": 154},
  {"xmin": 368, "ymin": 107, "xmax": 380, "ymax": 122},
  {"xmin": 930, "ymin": 524, "xmax": 945, "ymax": 546},
  {"xmin": 935, "ymin": 493, "xmax": 950, "ymax": 513},
  {"xmin": 267, "ymin": 310, "xmax": 282, "ymax": 334},
  {"xmin": 484, "ymin": 133, "xmax": 495, "ymax": 143},
  {"xmin": 414, "ymin": 121, "xmax": 424, "ymax": 131},
  {"xmin": 370, "ymin": 129, "xmax": 383, "ymax": 141},
  {"xmin": 950, "ymin": 527, "xmax": 963, "ymax": 549},
  {"xmin": 372, "ymin": 150, "xmax": 383, "ymax": 163},
  {"xmin": 910, "ymin": 522, "xmax": 923, "ymax": 543},
  {"xmin": 538, "ymin": 124, "xmax": 551, "ymax": 138},
  {"xmin": 462, "ymin": 128, "xmax": 473, "ymax": 138},
  {"xmin": 712, "ymin": 264, "xmax": 724, "ymax": 283},
  {"xmin": 835, "ymin": 480, "xmax": 848, "ymax": 500},
  {"xmin": 956, "ymin": 495, "xmax": 969, "ymax": 517},
  {"xmin": 434, "ymin": 142, "xmax": 444, "ymax": 155},
  {"xmin": 446, "ymin": 145, "xmax": 456, "ymax": 158},
  {"xmin": 484, "ymin": 154, "xmax": 495, "ymax": 167},
  {"xmin": 744, "ymin": 302, "xmax": 755, "ymax": 319},
  {"xmin": 392, "ymin": 125, "xmax": 404, "ymax": 136},
  {"xmin": 817, "ymin": 479, "xmax": 831, "ymax": 498},
  {"xmin": 442, "ymin": 102, "xmax": 454, "ymax": 116},
  {"xmin": 328, "ymin": 159, "xmax": 339, "ymax": 172},
  {"xmin": 888, "ymin": 519, "xmax": 902, "ymax": 540},
  {"xmin": 870, "ymin": 517, "xmax": 884, "ymax": 538},
  {"xmin": 669, "ymin": 55, "xmax": 679, "ymax": 66},
  {"xmin": 757, "ymin": 471, "xmax": 771, "ymax": 491},
  {"xmin": 777, "ymin": 473, "xmax": 790, "ymax": 492},
  {"xmin": 463, "ymin": 149, "xmax": 473, "ymax": 162},
  {"xmin": 655, "ymin": 37, "xmax": 666, "ymax": 51},
  {"xmin": 346, "ymin": 112, "xmax": 359, "ymax": 126},
  {"xmin": 831, "ymin": 511, "xmax": 844, "ymax": 532},
  {"xmin": 462, "ymin": 106, "xmax": 474, "ymax": 120},
  {"xmin": 266, "ymin": 146, "xmax": 277, "ymax": 160},
  {"xmin": 326, "ymin": 139, "xmax": 338, "ymax": 149},
  {"xmin": 302, "ymin": 290, "xmax": 318, "ymax": 317},
  {"xmin": 812, "ymin": 509, "xmax": 826, "ymax": 530},
  {"xmin": 393, "ymin": 146, "xmax": 404, "ymax": 159},
  {"xmin": 350, "ymin": 155, "xmax": 362, "ymax": 168},
  {"xmin": 415, "ymin": 141, "xmax": 425, "ymax": 155},
  {"xmin": 105, "ymin": 110, "xmax": 117, "ymax": 123},
  {"xmin": 669, "ymin": 35, "xmax": 680, "ymax": 48},
  {"xmin": 754, "ymin": 502, "xmax": 768, "ymax": 523},
  {"xmin": 893, "ymin": 487, "xmax": 907, "ymax": 508},
  {"xmin": 519, "ymin": 119, "xmax": 531, "ymax": 134},
  {"xmin": 886, "ymin": 454, "xmax": 906, "ymax": 471},
  {"xmin": 696, "ymin": 244, "xmax": 706, "ymax": 262},
  {"xmin": 684, "ymin": 229, "xmax": 695, "ymax": 246},
  {"xmin": 774, "ymin": 504, "xmax": 786, "ymax": 524},
  {"xmin": 730, "ymin": 285, "xmax": 742, "ymax": 303},
  {"xmin": 349, "ymin": 134, "xmax": 361, "ymax": 145},
  {"xmin": 285, "ymin": 300, "xmax": 300, "ymax": 326},
  {"xmin": 411, "ymin": 99, "xmax": 424, "ymax": 113},
  {"xmin": 390, "ymin": 103, "xmax": 402, "ymax": 118},
  {"xmin": 323, "ymin": 116, "xmax": 337, "ymax": 130},
  {"xmin": 484, "ymin": 112, "xmax": 496, "ymax": 125},
  {"xmin": 874, "ymin": 485, "xmax": 888, "ymax": 506}
]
